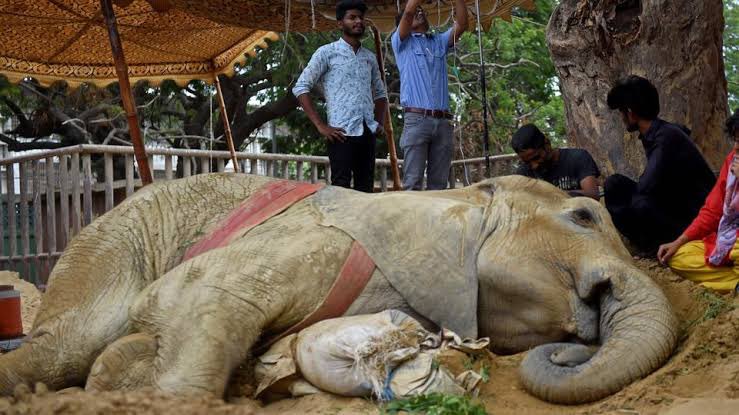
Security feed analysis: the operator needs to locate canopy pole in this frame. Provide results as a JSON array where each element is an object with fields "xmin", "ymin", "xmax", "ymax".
[
  {"xmin": 100, "ymin": 0, "xmax": 153, "ymax": 186},
  {"xmin": 370, "ymin": 25, "xmax": 402, "ymax": 191},
  {"xmin": 213, "ymin": 73, "xmax": 241, "ymax": 173},
  {"xmin": 474, "ymin": 0, "xmax": 492, "ymax": 177}
]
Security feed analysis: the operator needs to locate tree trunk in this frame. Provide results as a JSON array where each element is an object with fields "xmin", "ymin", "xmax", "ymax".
[{"xmin": 547, "ymin": 0, "xmax": 729, "ymax": 177}]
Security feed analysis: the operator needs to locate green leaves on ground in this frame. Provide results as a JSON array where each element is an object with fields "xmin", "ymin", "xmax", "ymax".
[{"xmin": 381, "ymin": 393, "xmax": 487, "ymax": 415}]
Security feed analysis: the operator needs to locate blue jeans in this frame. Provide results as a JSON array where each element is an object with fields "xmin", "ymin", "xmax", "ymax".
[{"xmin": 400, "ymin": 113, "xmax": 453, "ymax": 190}]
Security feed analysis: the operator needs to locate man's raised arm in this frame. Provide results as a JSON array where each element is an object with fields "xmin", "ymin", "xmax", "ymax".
[{"xmin": 397, "ymin": 0, "xmax": 424, "ymax": 41}]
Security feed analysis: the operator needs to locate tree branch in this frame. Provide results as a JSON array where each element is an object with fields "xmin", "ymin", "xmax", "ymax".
[{"xmin": 0, "ymin": 132, "xmax": 68, "ymax": 151}]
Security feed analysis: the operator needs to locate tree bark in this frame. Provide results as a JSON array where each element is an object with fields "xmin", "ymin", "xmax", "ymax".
[{"xmin": 547, "ymin": 0, "xmax": 729, "ymax": 177}]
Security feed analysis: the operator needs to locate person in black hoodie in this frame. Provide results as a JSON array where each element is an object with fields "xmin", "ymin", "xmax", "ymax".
[{"xmin": 604, "ymin": 75, "xmax": 715, "ymax": 256}]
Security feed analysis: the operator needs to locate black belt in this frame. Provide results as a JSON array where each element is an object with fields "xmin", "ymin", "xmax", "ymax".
[{"xmin": 403, "ymin": 107, "xmax": 453, "ymax": 120}]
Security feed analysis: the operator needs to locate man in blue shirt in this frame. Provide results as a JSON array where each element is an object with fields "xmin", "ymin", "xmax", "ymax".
[
  {"xmin": 391, "ymin": 0, "xmax": 468, "ymax": 190},
  {"xmin": 293, "ymin": 0, "xmax": 388, "ymax": 193}
]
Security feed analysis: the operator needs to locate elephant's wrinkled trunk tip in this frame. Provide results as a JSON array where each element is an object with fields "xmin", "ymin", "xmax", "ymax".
[{"xmin": 519, "ymin": 272, "xmax": 679, "ymax": 404}]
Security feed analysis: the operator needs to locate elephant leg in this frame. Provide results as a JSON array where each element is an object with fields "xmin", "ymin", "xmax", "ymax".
[
  {"xmin": 132, "ymin": 224, "xmax": 352, "ymax": 395},
  {"xmin": 85, "ymin": 333, "xmax": 157, "ymax": 392},
  {"xmin": 0, "ymin": 253, "xmax": 145, "ymax": 394},
  {"xmin": 147, "ymin": 265, "xmax": 289, "ymax": 397}
]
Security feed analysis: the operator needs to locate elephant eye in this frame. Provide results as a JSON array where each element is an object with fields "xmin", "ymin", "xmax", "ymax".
[{"xmin": 569, "ymin": 208, "xmax": 596, "ymax": 227}]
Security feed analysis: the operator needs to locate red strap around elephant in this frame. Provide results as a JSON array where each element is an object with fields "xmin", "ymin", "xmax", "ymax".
[
  {"xmin": 181, "ymin": 179, "xmax": 376, "ymax": 353},
  {"xmin": 256, "ymin": 240, "xmax": 376, "ymax": 352},
  {"xmin": 183, "ymin": 180, "xmax": 324, "ymax": 261}
]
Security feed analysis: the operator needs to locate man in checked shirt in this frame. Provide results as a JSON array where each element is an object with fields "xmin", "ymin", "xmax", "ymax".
[{"xmin": 293, "ymin": 0, "xmax": 388, "ymax": 193}]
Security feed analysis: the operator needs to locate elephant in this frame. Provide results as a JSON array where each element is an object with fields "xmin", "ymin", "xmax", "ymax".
[{"xmin": 0, "ymin": 174, "xmax": 678, "ymax": 404}]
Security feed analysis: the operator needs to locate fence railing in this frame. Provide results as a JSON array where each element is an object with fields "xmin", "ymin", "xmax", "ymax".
[{"xmin": 0, "ymin": 145, "xmax": 517, "ymax": 283}]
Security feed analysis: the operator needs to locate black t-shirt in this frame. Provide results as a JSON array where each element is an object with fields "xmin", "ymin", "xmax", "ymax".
[{"xmin": 515, "ymin": 148, "xmax": 600, "ymax": 191}]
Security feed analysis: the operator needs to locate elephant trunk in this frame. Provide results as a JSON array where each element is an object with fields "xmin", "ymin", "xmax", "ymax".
[{"xmin": 520, "ymin": 267, "xmax": 678, "ymax": 404}]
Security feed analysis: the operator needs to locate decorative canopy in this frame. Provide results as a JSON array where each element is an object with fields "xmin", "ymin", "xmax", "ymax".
[
  {"xmin": 0, "ymin": 0, "xmax": 278, "ymax": 88},
  {"xmin": 166, "ymin": 0, "xmax": 537, "ymax": 33},
  {"xmin": 0, "ymin": 0, "xmax": 534, "ymax": 88}
]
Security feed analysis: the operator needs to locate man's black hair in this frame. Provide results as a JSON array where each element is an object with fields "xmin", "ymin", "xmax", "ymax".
[
  {"xmin": 511, "ymin": 124, "xmax": 546, "ymax": 152},
  {"xmin": 395, "ymin": 12, "xmax": 403, "ymax": 27},
  {"xmin": 336, "ymin": 0, "xmax": 367, "ymax": 20},
  {"xmin": 726, "ymin": 108, "xmax": 739, "ymax": 137},
  {"xmin": 606, "ymin": 75, "xmax": 660, "ymax": 120}
]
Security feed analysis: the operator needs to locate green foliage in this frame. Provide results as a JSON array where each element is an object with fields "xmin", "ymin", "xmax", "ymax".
[
  {"xmin": 726, "ymin": 0, "xmax": 739, "ymax": 110},
  {"xmin": 381, "ymin": 393, "xmax": 488, "ymax": 415},
  {"xmin": 683, "ymin": 289, "xmax": 736, "ymax": 336},
  {"xmin": 449, "ymin": 0, "xmax": 564, "ymax": 157},
  {"xmin": 479, "ymin": 362, "xmax": 490, "ymax": 383},
  {"xmin": 698, "ymin": 290, "xmax": 735, "ymax": 323}
]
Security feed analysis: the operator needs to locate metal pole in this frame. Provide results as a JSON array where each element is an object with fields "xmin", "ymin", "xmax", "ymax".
[
  {"xmin": 371, "ymin": 25, "xmax": 402, "ymax": 191},
  {"xmin": 100, "ymin": 0, "xmax": 153, "ymax": 185},
  {"xmin": 213, "ymin": 74, "xmax": 241, "ymax": 173},
  {"xmin": 474, "ymin": 0, "xmax": 492, "ymax": 177}
]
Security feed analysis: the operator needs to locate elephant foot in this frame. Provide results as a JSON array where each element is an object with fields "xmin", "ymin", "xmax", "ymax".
[{"xmin": 86, "ymin": 333, "xmax": 157, "ymax": 392}]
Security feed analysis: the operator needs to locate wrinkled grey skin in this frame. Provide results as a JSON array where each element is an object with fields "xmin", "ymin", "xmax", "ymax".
[{"xmin": 0, "ymin": 174, "xmax": 678, "ymax": 404}]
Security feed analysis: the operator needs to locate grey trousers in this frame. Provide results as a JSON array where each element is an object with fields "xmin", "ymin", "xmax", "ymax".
[{"xmin": 400, "ymin": 113, "xmax": 453, "ymax": 190}]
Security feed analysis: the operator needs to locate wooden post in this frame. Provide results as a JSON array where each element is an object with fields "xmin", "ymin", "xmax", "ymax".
[
  {"xmin": 19, "ymin": 162, "xmax": 30, "ymax": 278},
  {"xmin": 6, "ymin": 163, "xmax": 17, "ymax": 270},
  {"xmin": 104, "ymin": 153, "xmax": 114, "ymax": 211},
  {"xmin": 82, "ymin": 154, "xmax": 93, "ymax": 226},
  {"xmin": 71, "ymin": 152, "xmax": 81, "ymax": 236},
  {"xmin": 370, "ymin": 25, "xmax": 402, "ymax": 191},
  {"xmin": 59, "ymin": 155, "xmax": 70, "ymax": 247},
  {"xmin": 100, "ymin": 0, "xmax": 153, "ymax": 186},
  {"xmin": 45, "ymin": 157, "xmax": 57, "ymax": 269},
  {"xmin": 213, "ymin": 74, "xmax": 241, "ymax": 173},
  {"xmin": 32, "ymin": 161, "xmax": 45, "ymax": 283}
]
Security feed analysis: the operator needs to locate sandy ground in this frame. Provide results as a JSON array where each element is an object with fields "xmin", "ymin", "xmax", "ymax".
[{"xmin": 0, "ymin": 261, "xmax": 737, "ymax": 414}]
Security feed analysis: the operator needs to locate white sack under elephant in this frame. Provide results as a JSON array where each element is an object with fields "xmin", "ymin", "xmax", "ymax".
[{"xmin": 0, "ymin": 174, "xmax": 678, "ymax": 404}]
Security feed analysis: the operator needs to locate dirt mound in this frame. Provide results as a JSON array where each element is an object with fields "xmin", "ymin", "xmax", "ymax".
[
  {"xmin": 1, "ymin": 261, "xmax": 737, "ymax": 414},
  {"xmin": 0, "ymin": 386, "xmax": 262, "ymax": 415}
]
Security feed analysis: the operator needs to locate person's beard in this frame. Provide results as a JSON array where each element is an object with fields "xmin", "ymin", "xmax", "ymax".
[
  {"xmin": 626, "ymin": 122, "xmax": 639, "ymax": 132},
  {"xmin": 343, "ymin": 23, "xmax": 365, "ymax": 38}
]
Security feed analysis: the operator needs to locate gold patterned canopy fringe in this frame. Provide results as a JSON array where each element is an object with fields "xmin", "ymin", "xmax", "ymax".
[
  {"xmin": 0, "ymin": 0, "xmax": 279, "ymax": 88},
  {"xmin": 166, "ymin": 0, "xmax": 536, "ymax": 33},
  {"xmin": 0, "ymin": 0, "xmax": 534, "ymax": 88}
]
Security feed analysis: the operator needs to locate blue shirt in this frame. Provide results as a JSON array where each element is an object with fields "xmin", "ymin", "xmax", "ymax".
[
  {"xmin": 391, "ymin": 28, "xmax": 453, "ymax": 111},
  {"xmin": 293, "ymin": 38, "xmax": 388, "ymax": 137}
]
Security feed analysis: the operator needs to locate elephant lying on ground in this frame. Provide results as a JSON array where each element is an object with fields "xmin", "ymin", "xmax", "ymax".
[{"xmin": 0, "ymin": 174, "xmax": 678, "ymax": 404}]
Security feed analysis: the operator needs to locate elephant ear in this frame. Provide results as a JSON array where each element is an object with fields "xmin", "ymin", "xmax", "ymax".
[{"xmin": 312, "ymin": 187, "xmax": 489, "ymax": 338}]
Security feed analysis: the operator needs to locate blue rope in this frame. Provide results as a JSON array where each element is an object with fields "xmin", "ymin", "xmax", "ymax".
[{"xmin": 380, "ymin": 367, "xmax": 397, "ymax": 401}]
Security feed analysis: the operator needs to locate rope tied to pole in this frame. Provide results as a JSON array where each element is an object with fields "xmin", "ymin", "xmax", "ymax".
[
  {"xmin": 209, "ymin": 85, "xmax": 214, "ymax": 167},
  {"xmin": 474, "ymin": 0, "xmax": 492, "ymax": 178},
  {"xmin": 310, "ymin": 0, "xmax": 316, "ymax": 29},
  {"xmin": 451, "ymin": 0, "xmax": 471, "ymax": 186},
  {"xmin": 281, "ymin": 0, "xmax": 292, "ymax": 60}
]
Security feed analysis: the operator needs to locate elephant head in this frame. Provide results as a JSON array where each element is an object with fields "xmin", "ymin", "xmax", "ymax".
[{"xmin": 474, "ymin": 176, "xmax": 678, "ymax": 404}]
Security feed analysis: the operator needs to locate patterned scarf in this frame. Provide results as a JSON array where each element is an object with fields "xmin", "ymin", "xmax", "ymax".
[{"xmin": 709, "ymin": 159, "xmax": 739, "ymax": 265}]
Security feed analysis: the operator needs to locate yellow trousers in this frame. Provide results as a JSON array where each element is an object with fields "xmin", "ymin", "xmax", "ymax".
[{"xmin": 668, "ymin": 240, "xmax": 739, "ymax": 292}]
